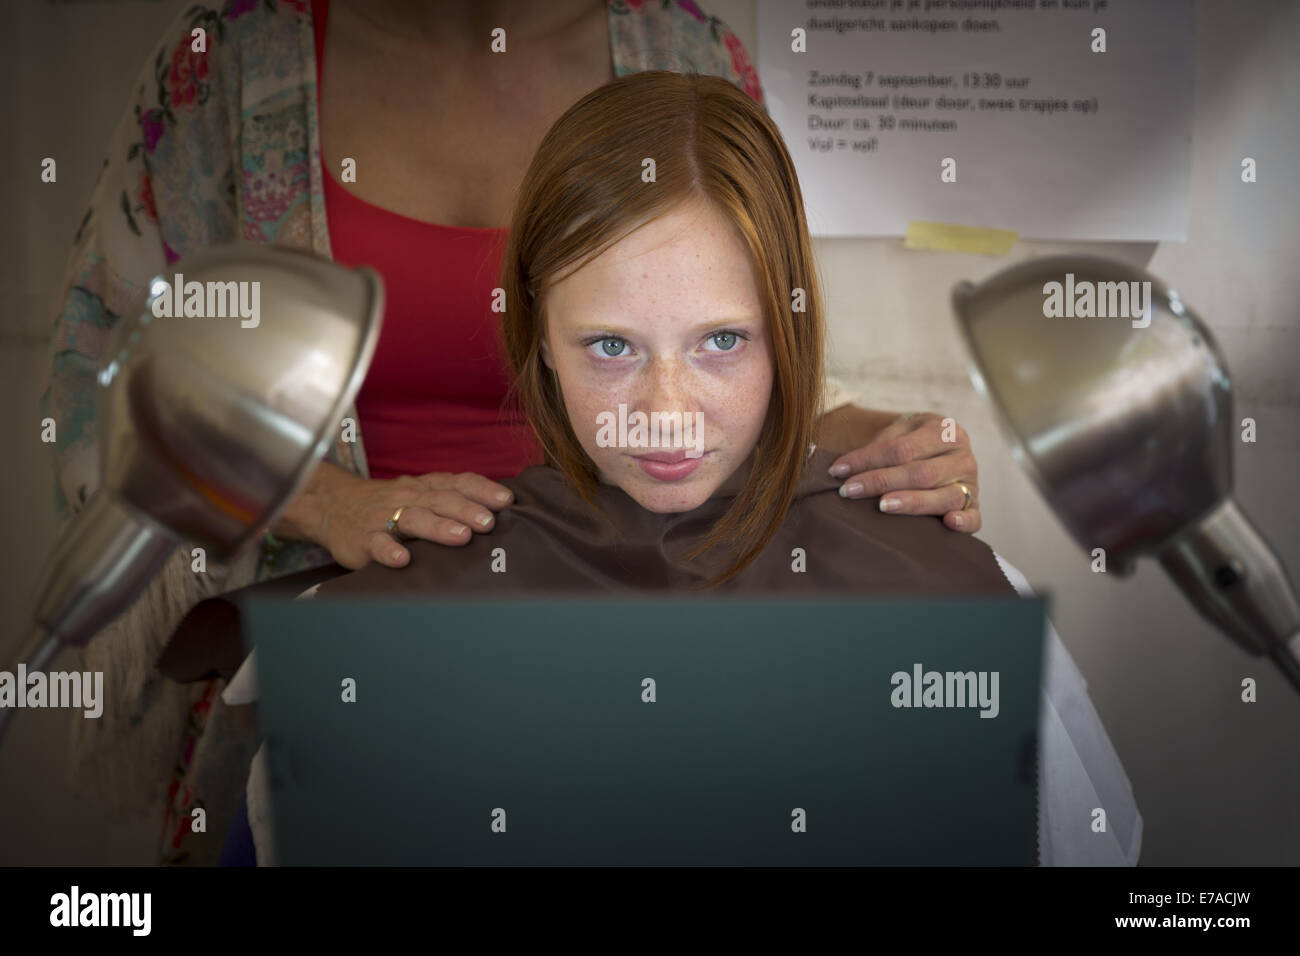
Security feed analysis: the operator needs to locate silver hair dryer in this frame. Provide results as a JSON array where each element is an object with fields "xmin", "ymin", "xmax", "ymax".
[
  {"xmin": 2, "ymin": 242, "xmax": 382, "ymax": 742},
  {"xmin": 953, "ymin": 255, "xmax": 1300, "ymax": 693}
]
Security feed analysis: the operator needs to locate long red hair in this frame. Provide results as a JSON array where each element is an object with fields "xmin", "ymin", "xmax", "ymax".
[{"xmin": 500, "ymin": 71, "xmax": 825, "ymax": 586}]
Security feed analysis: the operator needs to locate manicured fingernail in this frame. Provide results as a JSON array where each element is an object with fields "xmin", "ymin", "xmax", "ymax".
[
  {"xmin": 452, "ymin": 524, "xmax": 469, "ymax": 535},
  {"xmin": 829, "ymin": 463, "xmax": 851, "ymax": 477},
  {"xmin": 476, "ymin": 513, "xmax": 493, "ymax": 527},
  {"xmin": 880, "ymin": 497, "xmax": 900, "ymax": 513},
  {"xmin": 839, "ymin": 482, "xmax": 863, "ymax": 498},
  {"xmin": 496, "ymin": 491, "xmax": 512, "ymax": 504},
  {"xmin": 390, "ymin": 549, "xmax": 403, "ymax": 561},
  {"xmin": 951, "ymin": 513, "xmax": 964, "ymax": 529}
]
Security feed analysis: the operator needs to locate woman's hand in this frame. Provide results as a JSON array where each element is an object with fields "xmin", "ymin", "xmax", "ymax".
[
  {"xmin": 819, "ymin": 409, "xmax": 981, "ymax": 533},
  {"xmin": 271, "ymin": 462, "xmax": 514, "ymax": 569}
]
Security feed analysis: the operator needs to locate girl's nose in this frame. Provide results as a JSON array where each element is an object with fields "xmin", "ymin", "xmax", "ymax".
[{"xmin": 642, "ymin": 358, "xmax": 695, "ymax": 421}]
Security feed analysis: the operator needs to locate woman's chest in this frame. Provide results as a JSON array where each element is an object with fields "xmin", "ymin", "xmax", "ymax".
[{"xmin": 319, "ymin": 40, "xmax": 615, "ymax": 229}]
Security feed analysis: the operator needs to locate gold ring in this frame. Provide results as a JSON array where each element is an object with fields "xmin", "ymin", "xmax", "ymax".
[
  {"xmin": 386, "ymin": 505, "xmax": 409, "ymax": 539},
  {"xmin": 953, "ymin": 482, "xmax": 973, "ymax": 511}
]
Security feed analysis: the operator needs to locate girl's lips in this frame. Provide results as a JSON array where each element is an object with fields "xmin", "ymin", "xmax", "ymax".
[{"xmin": 633, "ymin": 450, "xmax": 708, "ymax": 481}]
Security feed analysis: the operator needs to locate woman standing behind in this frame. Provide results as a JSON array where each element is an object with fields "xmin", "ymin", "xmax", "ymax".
[{"xmin": 39, "ymin": 0, "xmax": 984, "ymax": 864}]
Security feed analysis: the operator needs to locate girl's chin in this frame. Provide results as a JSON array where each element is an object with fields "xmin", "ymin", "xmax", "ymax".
[
  {"xmin": 620, "ymin": 466, "xmax": 722, "ymax": 513},
  {"xmin": 627, "ymin": 488, "xmax": 717, "ymax": 514},
  {"xmin": 591, "ymin": 452, "xmax": 734, "ymax": 511}
]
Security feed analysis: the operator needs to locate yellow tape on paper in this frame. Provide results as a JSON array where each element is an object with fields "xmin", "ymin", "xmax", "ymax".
[{"xmin": 903, "ymin": 221, "xmax": 1018, "ymax": 255}]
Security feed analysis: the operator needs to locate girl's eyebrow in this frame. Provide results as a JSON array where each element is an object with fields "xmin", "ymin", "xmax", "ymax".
[{"xmin": 570, "ymin": 316, "xmax": 763, "ymax": 337}]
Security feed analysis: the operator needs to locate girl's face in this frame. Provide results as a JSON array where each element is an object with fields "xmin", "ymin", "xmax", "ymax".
[{"xmin": 540, "ymin": 198, "xmax": 774, "ymax": 513}]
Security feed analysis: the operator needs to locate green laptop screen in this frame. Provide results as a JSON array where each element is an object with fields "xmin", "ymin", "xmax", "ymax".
[{"xmin": 244, "ymin": 596, "xmax": 1046, "ymax": 865}]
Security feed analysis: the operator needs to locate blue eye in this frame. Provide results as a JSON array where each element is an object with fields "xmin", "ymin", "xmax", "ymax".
[
  {"xmin": 598, "ymin": 338, "xmax": 627, "ymax": 357},
  {"xmin": 704, "ymin": 330, "xmax": 748, "ymax": 352}
]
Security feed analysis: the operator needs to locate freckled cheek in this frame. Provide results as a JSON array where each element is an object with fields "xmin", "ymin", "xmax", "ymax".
[
  {"xmin": 698, "ymin": 357, "xmax": 773, "ymax": 444},
  {"xmin": 561, "ymin": 377, "xmax": 627, "ymax": 447}
]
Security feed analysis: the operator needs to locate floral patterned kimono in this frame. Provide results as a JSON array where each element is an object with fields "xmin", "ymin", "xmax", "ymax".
[{"xmin": 38, "ymin": 0, "xmax": 767, "ymax": 865}]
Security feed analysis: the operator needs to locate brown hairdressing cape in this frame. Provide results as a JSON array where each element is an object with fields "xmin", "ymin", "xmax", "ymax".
[{"xmin": 315, "ymin": 448, "xmax": 1014, "ymax": 599}]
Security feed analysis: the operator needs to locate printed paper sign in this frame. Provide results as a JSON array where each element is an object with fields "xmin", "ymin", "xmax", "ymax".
[{"xmin": 757, "ymin": 0, "xmax": 1194, "ymax": 240}]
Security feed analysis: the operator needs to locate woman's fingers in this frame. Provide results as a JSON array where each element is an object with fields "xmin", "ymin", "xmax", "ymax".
[
  {"xmin": 875, "ymin": 483, "xmax": 979, "ymax": 515},
  {"xmin": 390, "ymin": 502, "xmax": 477, "ymax": 546},
  {"xmin": 316, "ymin": 471, "xmax": 513, "ymax": 569},
  {"xmin": 868, "ymin": 486, "xmax": 983, "ymax": 534},
  {"xmin": 943, "ymin": 507, "xmax": 982, "ymax": 534},
  {"xmin": 829, "ymin": 413, "xmax": 966, "ymax": 478},
  {"xmin": 416, "ymin": 471, "xmax": 514, "ymax": 510},
  {"xmin": 838, "ymin": 455, "xmax": 978, "ymax": 499},
  {"xmin": 829, "ymin": 413, "xmax": 980, "ymax": 533},
  {"xmin": 368, "ymin": 529, "xmax": 412, "ymax": 568},
  {"xmin": 412, "ymin": 490, "xmax": 499, "ymax": 534},
  {"xmin": 372, "ymin": 475, "xmax": 510, "ymax": 548},
  {"xmin": 829, "ymin": 412, "xmax": 982, "ymax": 533},
  {"xmin": 370, "ymin": 506, "xmax": 481, "ymax": 567}
]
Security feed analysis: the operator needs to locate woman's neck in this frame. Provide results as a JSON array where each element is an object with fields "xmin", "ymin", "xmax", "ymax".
[{"xmin": 337, "ymin": 0, "xmax": 606, "ymax": 46}]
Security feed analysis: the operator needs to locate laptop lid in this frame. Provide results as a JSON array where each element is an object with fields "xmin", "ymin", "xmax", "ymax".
[{"xmin": 244, "ymin": 596, "xmax": 1046, "ymax": 865}]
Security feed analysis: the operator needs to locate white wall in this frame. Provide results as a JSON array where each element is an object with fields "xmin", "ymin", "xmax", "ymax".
[
  {"xmin": 715, "ymin": 0, "xmax": 1300, "ymax": 864},
  {"xmin": 3, "ymin": 0, "xmax": 1297, "ymax": 864}
]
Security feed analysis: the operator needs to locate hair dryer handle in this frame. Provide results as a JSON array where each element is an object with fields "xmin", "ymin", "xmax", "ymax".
[
  {"xmin": 1158, "ymin": 499, "xmax": 1300, "ymax": 692},
  {"xmin": 30, "ymin": 489, "xmax": 177, "ymax": 648}
]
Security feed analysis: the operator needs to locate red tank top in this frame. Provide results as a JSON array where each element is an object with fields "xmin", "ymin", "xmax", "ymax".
[{"xmin": 311, "ymin": 0, "xmax": 541, "ymax": 481}]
